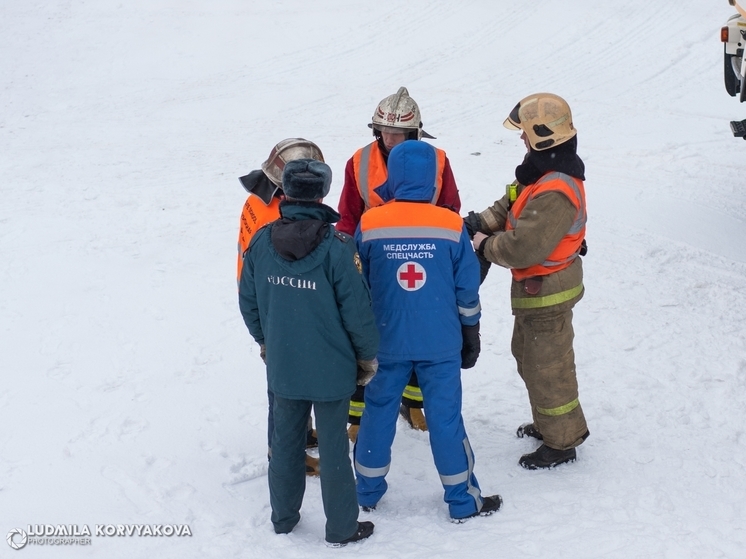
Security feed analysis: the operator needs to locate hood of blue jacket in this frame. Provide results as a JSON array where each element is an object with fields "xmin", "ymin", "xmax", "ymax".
[{"xmin": 373, "ymin": 140, "xmax": 437, "ymax": 203}]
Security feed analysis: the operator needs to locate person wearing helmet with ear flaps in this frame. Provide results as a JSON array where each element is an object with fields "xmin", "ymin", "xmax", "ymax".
[
  {"xmin": 238, "ymin": 158, "xmax": 380, "ymax": 546},
  {"xmin": 236, "ymin": 138, "xmax": 326, "ymax": 477},
  {"xmin": 465, "ymin": 93, "xmax": 590, "ymax": 470},
  {"xmin": 337, "ymin": 87, "xmax": 463, "ymax": 441}
]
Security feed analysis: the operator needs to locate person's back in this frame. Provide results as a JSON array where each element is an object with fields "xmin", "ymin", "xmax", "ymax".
[
  {"xmin": 356, "ymin": 145, "xmax": 477, "ymax": 361},
  {"xmin": 247, "ymin": 205, "xmax": 365, "ymax": 399},
  {"xmin": 236, "ymin": 138, "xmax": 326, "ymax": 476},
  {"xmin": 239, "ymin": 159, "xmax": 379, "ymax": 546},
  {"xmin": 353, "ymin": 141, "xmax": 501, "ymax": 522},
  {"xmin": 338, "ymin": 87, "xmax": 463, "ymax": 437}
]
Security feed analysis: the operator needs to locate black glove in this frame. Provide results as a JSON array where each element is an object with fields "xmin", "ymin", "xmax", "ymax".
[
  {"xmin": 356, "ymin": 358, "xmax": 379, "ymax": 386},
  {"xmin": 461, "ymin": 323, "xmax": 481, "ymax": 369},
  {"xmin": 259, "ymin": 344, "xmax": 266, "ymax": 363},
  {"xmin": 477, "ymin": 252, "xmax": 491, "ymax": 284},
  {"xmin": 464, "ymin": 211, "xmax": 492, "ymax": 283},
  {"xmin": 463, "ymin": 211, "xmax": 483, "ymax": 239}
]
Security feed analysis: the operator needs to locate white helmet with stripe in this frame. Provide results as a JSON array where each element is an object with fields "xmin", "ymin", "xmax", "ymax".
[{"xmin": 369, "ymin": 87, "xmax": 435, "ymax": 140}]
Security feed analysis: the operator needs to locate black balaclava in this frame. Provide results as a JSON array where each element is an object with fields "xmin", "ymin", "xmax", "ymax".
[{"xmin": 515, "ymin": 135, "xmax": 585, "ymax": 186}]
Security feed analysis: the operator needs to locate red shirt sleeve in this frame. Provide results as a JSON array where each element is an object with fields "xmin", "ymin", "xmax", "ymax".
[
  {"xmin": 336, "ymin": 157, "xmax": 366, "ymax": 236},
  {"xmin": 436, "ymin": 156, "xmax": 461, "ymax": 213}
]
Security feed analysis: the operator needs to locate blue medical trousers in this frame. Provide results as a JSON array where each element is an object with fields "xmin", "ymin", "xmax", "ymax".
[{"xmin": 354, "ymin": 355, "xmax": 483, "ymax": 519}]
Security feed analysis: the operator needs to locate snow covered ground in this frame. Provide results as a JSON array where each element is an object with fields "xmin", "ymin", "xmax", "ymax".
[{"xmin": 2, "ymin": 1, "xmax": 745, "ymax": 557}]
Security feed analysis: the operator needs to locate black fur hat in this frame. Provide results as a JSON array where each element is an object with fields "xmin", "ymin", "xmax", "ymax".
[{"xmin": 282, "ymin": 158, "xmax": 332, "ymax": 201}]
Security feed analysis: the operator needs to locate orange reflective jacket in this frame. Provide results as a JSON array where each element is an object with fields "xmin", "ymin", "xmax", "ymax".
[
  {"xmin": 236, "ymin": 194, "xmax": 281, "ymax": 284},
  {"xmin": 352, "ymin": 142, "xmax": 445, "ymax": 210},
  {"xmin": 506, "ymin": 172, "xmax": 586, "ymax": 281}
]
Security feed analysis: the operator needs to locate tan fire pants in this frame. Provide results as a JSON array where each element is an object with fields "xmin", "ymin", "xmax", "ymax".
[{"xmin": 511, "ymin": 308, "xmax": 588, "ymax": 450}]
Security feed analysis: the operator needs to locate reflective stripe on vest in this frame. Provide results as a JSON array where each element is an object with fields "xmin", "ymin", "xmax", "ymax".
[
  {"xmin": 359, "ymin": 201, "xmax": 463, "ymax": 247},
  {"xmin": 360, "ymin": 225, "xmax": 461, "ymax": 244},
  {"xmin": 354, "ymin": 142, "xmax": 445, "ymax": 209},
  {"xmin": 506, "ymin": 172, "xmax": 586, "ymax": 281},
  {"xmin": 236, "ymin": 195, "xmax": 281, "ymax": 285}
]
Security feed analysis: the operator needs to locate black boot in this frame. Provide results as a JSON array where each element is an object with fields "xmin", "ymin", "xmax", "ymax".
[
  {"xmin": 451, "ymin": 494, "xmax": 503, "ymax": 523},
  {"xmin": 516, "ymin": 422, "xmax": 543, "ymax": 440},
  {"xmin": 326, "ymin": 521, "xmax": 374, "ymax": 547},
  {"xmin": 306, "ymin": 428, "xmax": 318, "ymax": 448},
  {"xmin": 519, "ymin": 444, "xmax": 576, "ymax": 470}
]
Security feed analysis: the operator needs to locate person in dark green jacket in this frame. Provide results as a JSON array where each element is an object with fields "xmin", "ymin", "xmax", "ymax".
[{"xmin": 239, "ymin": 158, "xmax": 380, "ymax": 547}]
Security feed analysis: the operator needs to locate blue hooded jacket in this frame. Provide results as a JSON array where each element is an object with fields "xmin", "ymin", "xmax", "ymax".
[{"xmin": 355, "ymin": 141, "xmax": 481, "ymax": 360}]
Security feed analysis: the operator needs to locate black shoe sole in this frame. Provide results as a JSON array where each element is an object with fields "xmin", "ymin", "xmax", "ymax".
[{"xmin": 519, "ymin": 456, "xmax": 576, "ymax": 470}]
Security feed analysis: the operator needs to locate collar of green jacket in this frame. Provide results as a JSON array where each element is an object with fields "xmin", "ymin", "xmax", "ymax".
[
  {"xmin": 271, "ymin": 201, "xmax": 342, "ymax": 264},
  {"xmin": 279, "ymin": 200, "xmax": 340, "ymax": 223}
]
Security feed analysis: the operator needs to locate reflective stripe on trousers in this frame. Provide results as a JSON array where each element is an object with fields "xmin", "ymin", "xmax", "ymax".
[
  {"xmin": 512, "ymin": 283, "xmax": 583, "ymax": 310},
  {"xmin": 402, "ymin": 384, "xmax": 423, "ymax": 402},
  {"xmin": 537, "ymin": 398, "xmax": 579, "ymax": 416},
  {"xmin": 348, "ymin": 400, "xmax": 364, "ymax": 418},
  {"xmin": 438, "ymin": 437, "xmax": 482, "ymax": 509}
]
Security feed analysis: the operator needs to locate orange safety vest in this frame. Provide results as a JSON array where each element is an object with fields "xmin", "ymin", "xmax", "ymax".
[
  {"xmin": 352, "ymin": 142, "xmax": 446, "ymax": 209},
  {"xmin": 506, "ymin": 172, "xmax": 586, "ymax": 282},
  {"xmin": 236, "ymin": 194, "xmax": 281, "ymax": 284}
]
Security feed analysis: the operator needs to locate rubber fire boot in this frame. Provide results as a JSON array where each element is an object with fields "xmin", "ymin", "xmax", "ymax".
[
  {"xmin": 519, "ymin": 444, "xmax": 576, "ymax": 470},
  {"xmin": 399, "ymin": 405, "xmax": 428, "ymax": 431},
  {"xmin": 305, "ymin": 454, "xmax": 320, "ymax": 476}
]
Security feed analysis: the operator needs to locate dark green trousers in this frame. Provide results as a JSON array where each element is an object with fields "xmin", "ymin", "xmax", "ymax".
[{"xmin": 269, "ymin": 396, "xmax": 358, "ymax": 543}]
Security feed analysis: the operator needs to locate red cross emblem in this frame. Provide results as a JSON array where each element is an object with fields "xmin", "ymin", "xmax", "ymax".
[{"xmin": 397, "ymin": 262, "xmax": 426, "ymax": 291}]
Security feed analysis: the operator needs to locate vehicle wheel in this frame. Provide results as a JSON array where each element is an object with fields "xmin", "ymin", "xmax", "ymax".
[{"xmin": 725, "ymin": 45, "xmax": 740, "ymax": 97}]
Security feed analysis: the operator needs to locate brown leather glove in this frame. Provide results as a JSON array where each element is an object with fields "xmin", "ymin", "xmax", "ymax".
[{"xmin": 356, "ymin": 358, "xmax": 378, "ymax": 386}]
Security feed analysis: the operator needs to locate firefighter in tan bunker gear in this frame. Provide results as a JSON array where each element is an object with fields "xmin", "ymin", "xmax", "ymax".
[{"xmin": 468, "ymin": 93, "xmax": 589, "ymax": 470}]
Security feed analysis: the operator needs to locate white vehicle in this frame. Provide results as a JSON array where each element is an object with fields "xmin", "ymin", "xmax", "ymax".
[
  {"xmin": 722, "ymin": 0, "xmax": 746, "ymax": 137},
  {"xmin": 723, "ymin": 2, "xmax": 746, "ymax": 99}
]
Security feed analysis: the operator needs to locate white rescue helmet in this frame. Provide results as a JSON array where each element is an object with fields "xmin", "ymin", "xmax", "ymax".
[
  {"xmin": 369, "ymin": 86, "xmax": 435, "ymax": 140},
  {"xmin": 504, "ymin": 93, "xmax": 577, "ymax": 151},
  {"xmin": 261, "ymin": 138, "xmax": 325, "ymax": 187}
]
